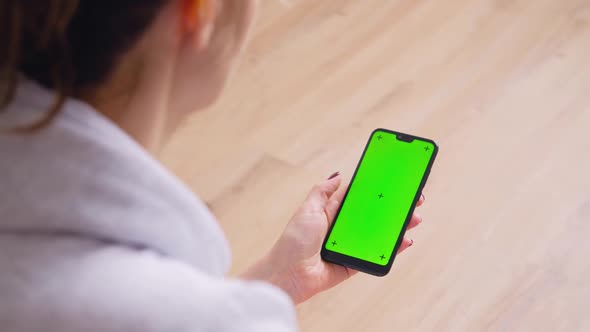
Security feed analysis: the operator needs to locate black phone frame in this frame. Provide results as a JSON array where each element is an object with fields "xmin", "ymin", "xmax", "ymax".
[{"xmin": 320, "ymin": 128, "xmax": 439, "ymax": 276}]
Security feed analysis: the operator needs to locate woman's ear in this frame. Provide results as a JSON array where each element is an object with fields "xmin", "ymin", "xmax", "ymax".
[{"xmin": 182, "ymin": 0, "xmax": 217, "ymax": 50}]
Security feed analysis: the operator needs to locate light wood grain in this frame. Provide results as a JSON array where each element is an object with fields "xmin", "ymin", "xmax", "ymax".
[{"xmin": 161, "ymin": 0, "xmax": 590, "ymax": 330}]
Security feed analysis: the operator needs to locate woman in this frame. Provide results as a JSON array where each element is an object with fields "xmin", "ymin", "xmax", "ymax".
[{"xmin": 0, "ymin": 1, "xmax": 424, "ymax": 331}]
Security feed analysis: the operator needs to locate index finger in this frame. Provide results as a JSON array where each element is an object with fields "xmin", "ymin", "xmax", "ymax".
[{"xmin": 416, "ymin": 193, "xmax": 425, "ymax": 207}]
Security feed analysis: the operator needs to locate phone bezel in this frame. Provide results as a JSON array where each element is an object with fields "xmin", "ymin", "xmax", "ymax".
[{"xmin": 320, "ymin": 128, "xmax": 439, "ymax": 276}]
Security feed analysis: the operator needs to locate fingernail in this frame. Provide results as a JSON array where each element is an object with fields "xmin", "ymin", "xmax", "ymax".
[
  {"xmin": 421, "ymin": 194, "xmax": 426, "ymax": 201},
  {"xmin": 327, "ymin": 171, "xmax": 340, "ymax": 180},
  {"xmin": 410, "ymin": 239, "xmax": 414, "ymax": 246}
]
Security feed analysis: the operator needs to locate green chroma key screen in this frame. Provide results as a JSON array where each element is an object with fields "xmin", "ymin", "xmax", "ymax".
[{"xmin": 325, "ymin": 130, "xmax": 435, "ymax": 266}]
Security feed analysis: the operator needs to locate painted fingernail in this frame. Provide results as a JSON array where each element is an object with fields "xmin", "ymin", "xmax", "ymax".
[
  {"xmin": 327, "ymin": 171, "xmax": 340, "ymax": 180},
  {"xmin": 410, "ymin": 239, "xmax": 414, "ymax": 246}
]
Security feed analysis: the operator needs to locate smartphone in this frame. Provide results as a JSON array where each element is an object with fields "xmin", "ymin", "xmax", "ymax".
[{"xmin": 321, "ymin": 128, "xmax": 438, "ymax": 276}]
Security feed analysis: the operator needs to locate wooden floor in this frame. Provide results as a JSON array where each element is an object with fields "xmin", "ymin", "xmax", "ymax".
[{"xmin": 161, "ymin": 0, "xmax": 590, "ymax": 331}]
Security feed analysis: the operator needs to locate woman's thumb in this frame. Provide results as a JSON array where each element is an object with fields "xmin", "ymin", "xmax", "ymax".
[{"xmin": 303, "ymin": 172, "xmax": 342, "ymax": 212}]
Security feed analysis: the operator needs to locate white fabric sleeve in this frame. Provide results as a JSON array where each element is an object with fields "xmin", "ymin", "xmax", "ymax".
[{"xmin": 0, "ymin": 241, "xmax": 298, "ymax": 332}]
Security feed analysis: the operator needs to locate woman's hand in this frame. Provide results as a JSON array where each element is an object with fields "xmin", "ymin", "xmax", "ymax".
[{"xmin": 241, "ymin": 172, "xmax": 425, "ymax": 304}]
